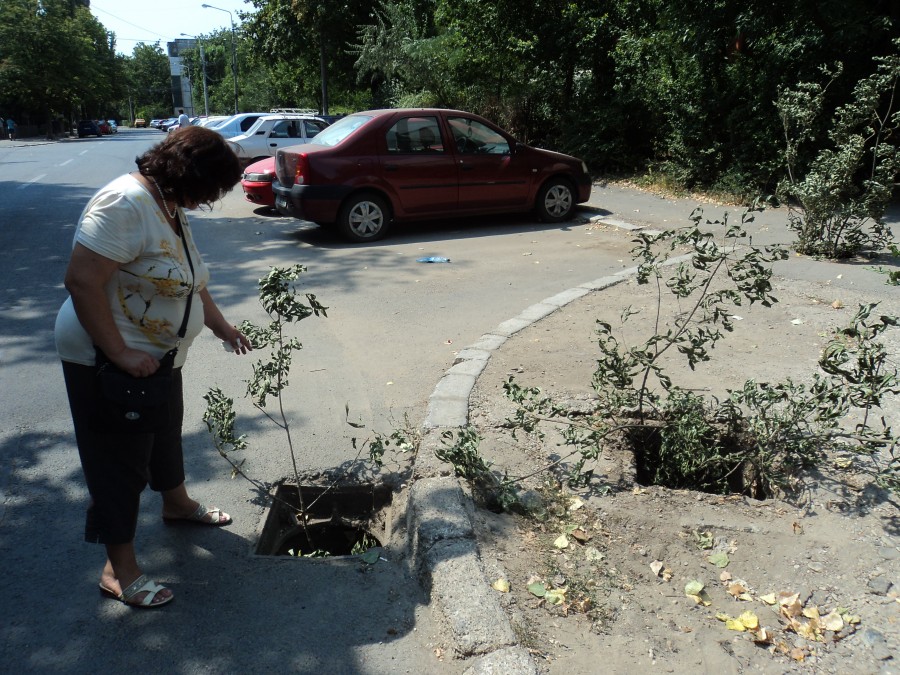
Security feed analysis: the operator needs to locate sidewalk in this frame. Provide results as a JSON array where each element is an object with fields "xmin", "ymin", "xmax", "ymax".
[{"xmin": 411, "ymin": 186, "xmax": 899, "ymax": 673}]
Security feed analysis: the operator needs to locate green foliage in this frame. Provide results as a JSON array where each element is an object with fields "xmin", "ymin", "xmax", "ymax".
[
  {"xmin": 434, "ymin": 426, "xmax": 517, "ymax": 510},
  {"xmin": 500, "ymin": 207, "xmax": 899, "ymax": 499},
  {"xmin": 126, "ymin": 43, "xmax": 172, "ymax": 120},
  {"xmin": 778, "ymin": 45, "xmax": 900, "ymax": 258},
  {"xmin": 204, "ymin": 265, "xmax": 327, "ymax": 499},
  {"xmin": 0, "ymin": 0, "xmax": 125, "ymax": 124}
]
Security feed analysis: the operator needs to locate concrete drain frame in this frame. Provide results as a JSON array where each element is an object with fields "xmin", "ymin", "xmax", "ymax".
[{"xmin": 256, "ymin": 483, "xmax": 394, "ymax": 557}]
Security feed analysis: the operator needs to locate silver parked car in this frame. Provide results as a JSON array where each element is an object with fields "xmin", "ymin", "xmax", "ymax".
[{"xmin": 226, "ymin": 114, "xmax": 329, "ymax": 164}]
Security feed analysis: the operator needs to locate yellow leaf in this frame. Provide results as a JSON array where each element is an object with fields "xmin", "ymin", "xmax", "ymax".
[
  {"xmin": 821, "ymin": 610, "xmax": 844, "ymax": 632},
  {"xmin": 725, "ymin": 618, "xmax": 746, "ymax": 632},
  {"xmin": 554, "ymin": 534, "xmax": 569, "ymax": 549},
  {"xmin": 802, "ymin": 606, "xmax": 820, "ymax": 620},
  {"xmin": 545, "ymin": 588, "xmax": 567, "ymax": 605},
  {"xmin": 715, "ymin": 612, "xmax": 731, "ymax": 622},
  {"xmin": 739, "ymin": 611, "xmax": 759, "ymax": 630},
  {"xmin": 792, "ymin": 618, "xmax": 819, "ymax": 640},
  {"xmin": 685, "ymin": 580, "xmax": 705, "ymax": 597},
  {"xmin": 760, "ymin": 593, "xmax": 777, "ymax": 605},
  {"xmin": 492, "ymin": 578, "xmax": 510, "ymax": 593}
]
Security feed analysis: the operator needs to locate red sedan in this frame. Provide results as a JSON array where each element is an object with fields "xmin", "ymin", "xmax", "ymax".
[
  {"xmin": 241, "ymin": 156, "xmax": 276, "ymax": 208},
  {"xmin": 271, "ymin": 108, "xmax": 592, "ymax": 242}
]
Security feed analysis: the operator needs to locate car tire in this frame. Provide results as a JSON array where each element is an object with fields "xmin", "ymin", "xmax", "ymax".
[
  {"xmin": 337, "ymin": 193, "xmax": 390, "ymax": 242},
  {"xmin": 535, "ymin": 177, "xmax": 576, "ymax": 222}
]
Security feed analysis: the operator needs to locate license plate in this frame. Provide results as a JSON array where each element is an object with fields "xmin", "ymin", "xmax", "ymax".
[{"xmin": 276, "ymin": 197, "xmax": 288, "ymax": 210}]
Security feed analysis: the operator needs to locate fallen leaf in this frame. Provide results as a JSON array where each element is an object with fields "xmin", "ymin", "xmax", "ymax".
[
  {"xmin": 802, "ymin": 606, "xmax": 821, "ymax": 621},
  {"xmin": 778, "ymin": 592, "xmax": 803, "ymax": 618},
  {"xmin": 708, "ymin": 552, "xmax": 730, "ymax": 568},
  {"xmin": 571, "ymin": 598, "xmax": 592, "ymax": 613},
  {"xmin": 832, "ymin": 299, "xmax": 843, "ymax": 309},
  {"xmin": 584, "ymin": 546, "xmax": 604, "ymax": 563},
  {"xmin": 685, "ymin": 580, "xmax": 712, "ymax": 606},
  {"xmin": 752, "ymin": 627, "xmax": 774, "ymax": 644},
  {"xmin": 568, "ymin": 497, "xmax": 584, "ymax": 511},
  {"xmin": 720, "ymin": 571, "xmax": 733, "ymax": 582},
  {"xmin": 715, "ymin": 612, "xmax": 731, "ymax": 622},
  {"xmin": 792, "ymin": 521, "xmax": 803, "ymax": 534},
  {"xmin": 527, "ymin": 581, "xmax": 547, "ymax": 598},
  {"xmin": 790, "ymin": 647, "xmax": 806, "ymax": 662},
  {"xmin": 725, "ymin": 618, "xmax": 746, "ymax": 632},
  {"xmin": 492, "ymin": 578, "xmax": 510, "ymax": 593},
  {"xmin": 695, "ymin": 530, "xmax": 714, "ymax": 550},
  {"xmin": 632, "ymin": 487, "xmax": 646, "ymax": 495},
  {"xmin": 727, "ymin": 582, "xmax": 747, "ymax": 598},
  {"xmin": 570, "ymin": 528, "xmax": 591, "ymax": 544},
  {"xmin": 739, "ymin": 611, "xmax": 759, "ymax": 630},
  {"xmin": 360, "ymin": 549, "xmax": 380, "ymax": 564},
  {"xmin": 760, "ymin": 593, "xmax": 777, "ymax": 605},
  {"xmin": 554, "ymin": 534, "xmax": 570, "ymax": 549},
  {"xmin": 821, "ymin": 610, "xmax": 844, "ymax": 632},
  {"xmin": 545, "ymin": 588, "xmax": 567, "ymax": 605},
  {"xmin": 650, "ymin": 560, "xmax": 664, "ymax": 577}
]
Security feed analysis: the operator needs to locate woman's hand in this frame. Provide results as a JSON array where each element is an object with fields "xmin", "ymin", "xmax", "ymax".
[
  {"xmin": 110, "ymin": 347, "xmax": 161, "ymax": 377},
  {"xmin": 199, "ymin": 288, "xmax": 252, "ymax": 355},
  {"xmin": 219, "ymin": 326, "xmax": 252, "ymax": 355}
]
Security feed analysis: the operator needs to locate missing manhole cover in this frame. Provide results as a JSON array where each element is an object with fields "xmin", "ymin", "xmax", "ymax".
[{"xmin": 256, "ymin": 484, "xmax": 393, "ymax": 557}]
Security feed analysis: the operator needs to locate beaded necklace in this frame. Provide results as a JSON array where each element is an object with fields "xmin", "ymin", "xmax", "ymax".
[{"xmin": 150, "ymin": 176, "xmax": 178, "ymax": 220}]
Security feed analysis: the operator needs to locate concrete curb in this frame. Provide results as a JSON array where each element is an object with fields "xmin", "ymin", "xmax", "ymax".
[{"xmin": 407, "ymin": 213, "xmax": 687, "ymax": 671}]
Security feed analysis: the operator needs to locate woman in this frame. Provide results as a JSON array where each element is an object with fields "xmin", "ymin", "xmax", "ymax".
[{"xmin": 55, "ymin": 126, "xmax": 251, "ymax": 608}]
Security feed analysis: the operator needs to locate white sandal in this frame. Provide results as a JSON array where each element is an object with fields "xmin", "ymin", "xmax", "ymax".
[{"xmin": 100, "ymin": 574, "xmax": 173, "ymax": 608}]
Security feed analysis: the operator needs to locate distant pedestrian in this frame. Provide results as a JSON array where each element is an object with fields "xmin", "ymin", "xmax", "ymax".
[
  {"xmin": 177, "ymin": 109, "xmax": 189, "ymax": 131},
  {"xmin": 6, "ymin": 117, "xmax": 15, "ymax": 140}
]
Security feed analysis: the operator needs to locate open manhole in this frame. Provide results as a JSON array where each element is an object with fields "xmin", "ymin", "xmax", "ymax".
[
  {"xmin": 256, "ymin": 484, "xmax": 393, "ymax": 557},
  {"xmin": 627, "ymin": 420, "xmax": 772, "ymax": 500}
]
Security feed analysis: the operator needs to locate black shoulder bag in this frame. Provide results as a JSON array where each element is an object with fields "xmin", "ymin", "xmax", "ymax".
[{"xmin": 91, "ymin": 216, "xmax": 195, "ymax": 434}]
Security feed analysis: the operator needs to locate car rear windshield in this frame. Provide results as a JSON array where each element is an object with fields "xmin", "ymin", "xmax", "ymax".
[{"xmin": 310, "ymin": 114, "xmax": 373, "ymax": 147}]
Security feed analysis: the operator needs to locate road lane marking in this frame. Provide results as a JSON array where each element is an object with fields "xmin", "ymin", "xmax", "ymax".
[
  {"xmin": 59, "ymin": 159, "xmax": 72, "ymax": 166},
  {"xmin": 79, "ymin": 150, "xmax": 88, "ymax": 155},
  {"xmin": 17, "ymin": 173, "xmax": 46, "ymax": 189}
]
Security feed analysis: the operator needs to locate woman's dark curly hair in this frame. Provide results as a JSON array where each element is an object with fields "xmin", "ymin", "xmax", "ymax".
[{"xmin": 136, "ymin": 126, "xmax": 241, "ymax": 208}]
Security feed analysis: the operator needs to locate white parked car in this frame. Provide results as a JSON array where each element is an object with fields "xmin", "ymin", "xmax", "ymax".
[
  {"xmin": 207, "ymin": 112, "xmax": 270, "ymax": 139},
  {"xmin": 225, "ymin": 114, "xmax": 329, "ymax": 164},
  {"xmin": 199, "ymin": 115, "xmax": 230, "ymax": 128}
]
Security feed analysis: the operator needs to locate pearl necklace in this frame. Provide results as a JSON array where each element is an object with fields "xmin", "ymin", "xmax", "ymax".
[{"xmin": 150, "ymin": 177, "xmax": 178, "ymax": 220}]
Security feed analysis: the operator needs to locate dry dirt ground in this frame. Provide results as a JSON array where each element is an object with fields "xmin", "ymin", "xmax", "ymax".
[{"xmin": 466, "ymin": 234, "xmax": 900, "ymax": 674}]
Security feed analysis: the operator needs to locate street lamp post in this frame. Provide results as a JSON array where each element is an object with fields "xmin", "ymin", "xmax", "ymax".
[
  {"xmin": 202, "ymin": 4, "xmax": 239, "ymax": 114},
  {"xmin": 180, "ymin": 34, "xmax": 209, "ymax": 117}
]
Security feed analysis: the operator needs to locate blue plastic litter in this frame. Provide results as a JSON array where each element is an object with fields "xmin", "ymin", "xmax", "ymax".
[{"xmin": 416, "ymin": 256, "xmax": 451, "ymax": 263}]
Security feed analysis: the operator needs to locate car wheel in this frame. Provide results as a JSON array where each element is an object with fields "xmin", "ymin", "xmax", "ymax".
[
  {"xmin": 337, "ymin": 193, "xmax": 390, "ymax": 242},
  {"xmin": 535, "ymin": 177, "xmax": 576, "ymax": 222}
]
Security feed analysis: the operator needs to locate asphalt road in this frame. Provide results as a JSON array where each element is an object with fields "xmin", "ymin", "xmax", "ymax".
[{"xmin": 0, "ymin": 129, "xmax": 640, "ymax": 673}]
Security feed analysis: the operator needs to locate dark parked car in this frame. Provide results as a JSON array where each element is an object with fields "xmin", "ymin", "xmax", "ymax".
[
  {"xmin": 77, "ymin": 120, "xmax": 102, "ymax": 138},
  {"xmin": 272, "ymin": 108, "xmax": 591, "ymax": 242},
  {"xmin": 241, "ymin": 156, "xmax": 276, "ymax": 208}
]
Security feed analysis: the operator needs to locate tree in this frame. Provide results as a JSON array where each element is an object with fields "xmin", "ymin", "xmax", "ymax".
[{"xmin": 126, "ymin": 43, "xmax": 172, "ymax": 119}]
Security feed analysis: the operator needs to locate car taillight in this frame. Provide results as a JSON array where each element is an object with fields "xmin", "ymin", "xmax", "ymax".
[{"xmin": 293, "ymin": 153, "xmax": 309, "ymax": 185}]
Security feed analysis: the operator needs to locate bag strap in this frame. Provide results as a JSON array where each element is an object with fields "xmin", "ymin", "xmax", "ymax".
[{"xmin": 174, "ymin": 211, "xmax": 194, "ymax": 345}]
